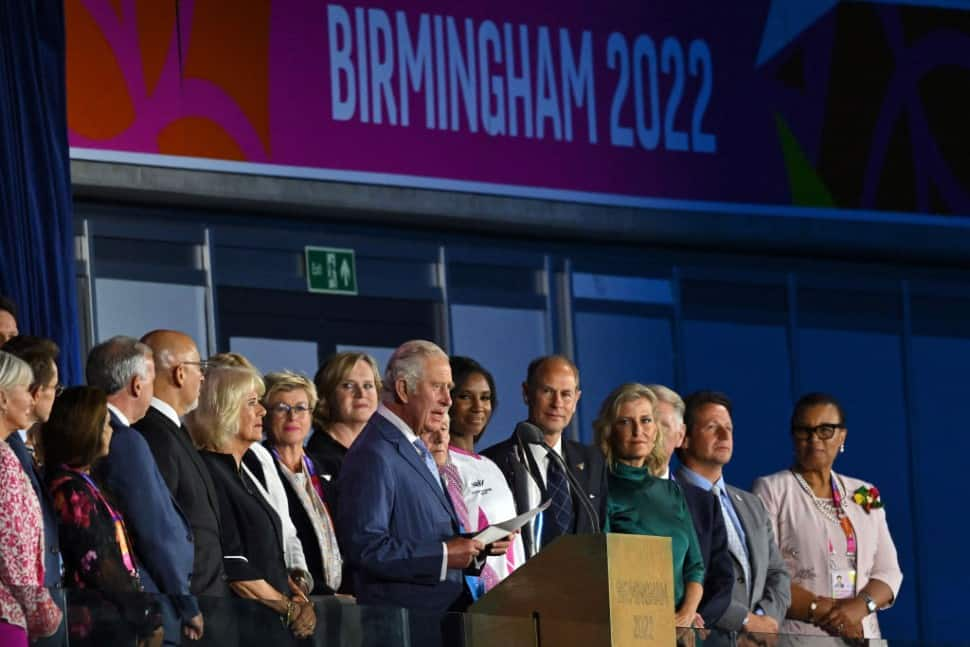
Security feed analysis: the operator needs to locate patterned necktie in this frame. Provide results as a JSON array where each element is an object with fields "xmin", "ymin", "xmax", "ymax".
[
  {"xmin": 541, "ymin": 451, "xmax": 574, "ymax": 547},
  {"xmin": 413, "ymin": 438, "xmax": 443, "ymax": 491},
  {"xmin": 712, "ymin": 485, "xmax": 752, "ymax": 603}
]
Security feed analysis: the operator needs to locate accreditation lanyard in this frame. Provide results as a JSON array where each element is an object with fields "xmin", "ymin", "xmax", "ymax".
[
  {"xmin": 70, "ymin": 467, "xmax": 140, "ymax": 578},
  {"xmin": 828, "ymin": 477, "xmax": 857, "ymax": 558}
]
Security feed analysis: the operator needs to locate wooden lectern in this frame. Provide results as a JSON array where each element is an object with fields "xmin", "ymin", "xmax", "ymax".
[{"xmin": 467, "ymin": 534, "xmax": 675, "ymax": 647}]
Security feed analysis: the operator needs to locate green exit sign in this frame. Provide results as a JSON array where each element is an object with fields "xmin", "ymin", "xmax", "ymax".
[{"xmin": 305, "ymin": 246, "xmax": 358, "ymax": 295}]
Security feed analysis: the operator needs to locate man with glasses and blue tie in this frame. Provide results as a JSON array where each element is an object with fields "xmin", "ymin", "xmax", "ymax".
[
  {"xmin": 675, "ymin": 391, "xmax": 791, "ymax": 645},
  {"xmin": 337, "ymin": 340, "xmax": 510, "ymax": 647}
]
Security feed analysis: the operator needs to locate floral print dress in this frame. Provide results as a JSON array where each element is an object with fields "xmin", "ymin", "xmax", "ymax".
[{"xmin": 46, "ymin": 465, "xmax": 160, "ymax": 645}]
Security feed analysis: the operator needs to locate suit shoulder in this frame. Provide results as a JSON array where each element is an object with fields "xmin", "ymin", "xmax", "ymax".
[
  {"xmin": 565, "ymin": 439, "xmax": 605, "ymax": 465},
  {"xmin": 729, "ymin": 485, "xmax": 769, "ymax": 515},
  {"xmin": 480, "ymin": 435, "xmax": 516, "ymax": 461}
]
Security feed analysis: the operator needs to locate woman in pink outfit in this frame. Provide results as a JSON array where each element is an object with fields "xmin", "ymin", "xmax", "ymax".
[{"xmin": 0, "ymin": 350, "xmax": 62, "ymax": 646}]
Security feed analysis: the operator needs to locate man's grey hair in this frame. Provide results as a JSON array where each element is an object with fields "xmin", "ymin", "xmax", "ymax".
[
  {"xmin": 646, "ymin": 384, "xmax": 685, "ymax": 422},
  {"xmin": 381, "ymin": 340, "xmax": 447, "ymax": 402},
  {"xmin": 86, "ymin": 336, "xmax": 153, "ymax": 395}
]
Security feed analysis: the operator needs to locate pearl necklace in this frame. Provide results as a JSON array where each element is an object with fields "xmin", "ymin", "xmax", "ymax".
[{"xmin": 791, "ymin": 470, "xmax": 845, "ymax": 525}]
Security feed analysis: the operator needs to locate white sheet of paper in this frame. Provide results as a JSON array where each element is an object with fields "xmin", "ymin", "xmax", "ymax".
[{"xmin": 472, "ymin": 500, "xmax": 551, "ymax": 544}]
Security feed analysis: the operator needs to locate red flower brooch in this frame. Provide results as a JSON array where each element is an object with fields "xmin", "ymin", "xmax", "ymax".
[{"xmin": 852, "ymin": 485, "xmax": 883, "ymax": 513}]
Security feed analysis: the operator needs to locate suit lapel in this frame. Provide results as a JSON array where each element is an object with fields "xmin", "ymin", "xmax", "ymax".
[
  {"xmin": 728, "ymin": 486, "xmax": 758, "ymax": 605},
  {"xmin": 378, "ymin": 416, "xmax": 459, "ymax": 528}
]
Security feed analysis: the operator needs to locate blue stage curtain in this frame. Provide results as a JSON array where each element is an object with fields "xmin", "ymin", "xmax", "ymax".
[{"xmin": 0, "ymin": 1, "xmax": 82, "ymax": 384}]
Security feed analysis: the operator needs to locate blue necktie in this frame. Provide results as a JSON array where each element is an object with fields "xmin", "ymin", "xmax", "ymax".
[
  {"xmin": 542, "ymin": 451, "xmax": 574, "ymax": 547},
  {"xmin": 413, "ymin": 438, "xmax": 443, "ymax": 492}
]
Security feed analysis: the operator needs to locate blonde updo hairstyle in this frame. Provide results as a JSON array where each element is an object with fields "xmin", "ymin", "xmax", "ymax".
[{"xmin": 186, "ymin": 366, "xmax": 265, "ymax": 451}]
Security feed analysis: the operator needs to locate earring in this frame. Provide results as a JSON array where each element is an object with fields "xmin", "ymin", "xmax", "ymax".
[{"xmin": 840, "ymin": 443, "xmax": 845, "ymax": 453}]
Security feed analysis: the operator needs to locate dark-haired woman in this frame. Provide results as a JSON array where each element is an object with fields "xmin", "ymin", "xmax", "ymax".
[
  {"xmin": 42, "ymin": 386, "xmax": 161, "ymax": 646},
  {"xmin": 446, "ymin": 356, "xmax": 524, "ymax": 592},
  {"xmin": 753, "ymin": 393, "xmax": 902, "ymax": 641}
]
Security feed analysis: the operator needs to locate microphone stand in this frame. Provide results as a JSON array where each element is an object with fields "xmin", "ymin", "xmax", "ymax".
[{"xmin": 514, "ymin": 422, "xmax": 601, "ymax": 534}]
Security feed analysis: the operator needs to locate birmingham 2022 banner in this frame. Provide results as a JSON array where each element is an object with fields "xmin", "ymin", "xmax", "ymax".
[{"xmin": 67, "ymin": 0, "xmax": 970, "ymax": 214}]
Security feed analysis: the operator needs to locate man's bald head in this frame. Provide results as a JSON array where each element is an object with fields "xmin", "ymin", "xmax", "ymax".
[{"xmin": 141, "ymin": 330, "xmax": 205, "ymax": 415}]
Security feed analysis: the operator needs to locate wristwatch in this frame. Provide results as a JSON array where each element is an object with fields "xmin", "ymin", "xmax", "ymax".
[
  {"xmin": 808, "ymin": 599, "xmax": 818, "ymax": 623},
  {"xmin": 862, "ymin": 592, "xmax": 878, "ymax": 614}
]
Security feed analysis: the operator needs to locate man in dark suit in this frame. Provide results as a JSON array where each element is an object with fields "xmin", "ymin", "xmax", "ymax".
[
  {"xmin": 2, "ymin": 335, "xmax": 67, "ymax": 646},
  {"xmin": 135, "ymin": 330, "xmax": 229, "ymax": 601},
  {"xmin": 87, "ymin": 336, "xmax": 202, "ymax": 646},
  {"xmin": 482, "ymin": 355, "xmax": 607, "ymax": 558},
  {"xmin": 337, "ymin": 340, "xmax": 498, "ymax": 646},
  {"xmin": 647, "ymin": 383, "xmax": 734, "ymax": 628},
  {"xmin": 677, "ymin": 391, "xmax": 791, "ymax": 644}
]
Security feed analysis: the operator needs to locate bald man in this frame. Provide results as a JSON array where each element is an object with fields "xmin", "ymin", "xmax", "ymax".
[{"xmin": 134, "ymin": 331, "xmax": 232, "ymax": 644}]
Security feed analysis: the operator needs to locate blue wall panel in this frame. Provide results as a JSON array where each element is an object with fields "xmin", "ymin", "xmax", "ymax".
[
  {"xmin": 574, "ymin": 312, "xmax": 675, "ymax": 444},
  {"xmin": 682, "ymin": 320, "xmax": 794, "ymax": 489}
]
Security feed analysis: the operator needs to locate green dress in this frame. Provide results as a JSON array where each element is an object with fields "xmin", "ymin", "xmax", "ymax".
[{"xmin": 605, "ymin": 461, "xmax": 705, "ymax": 606}]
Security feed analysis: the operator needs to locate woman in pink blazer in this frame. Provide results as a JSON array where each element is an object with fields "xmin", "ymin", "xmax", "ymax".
[{"xmin": 753, "ymin": 393, "xmax": 902, "ymax": 641}]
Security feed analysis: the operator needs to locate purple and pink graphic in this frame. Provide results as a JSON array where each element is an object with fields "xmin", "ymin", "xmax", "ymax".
[{"xmin": 66, "ymin": 0, "xmax": 970, "ymax": 213}]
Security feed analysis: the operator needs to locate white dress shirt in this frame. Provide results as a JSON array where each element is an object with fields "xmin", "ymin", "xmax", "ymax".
[
  {"xmin": 149, "ymin": 397, "xmax": 181, "ymax": 427},
  {"xmin": 525, "ymin": 434, "xmax": 566, "ymax": 550},
  {"xmin": 106, "ymin": 403, "xmax": 130, "ymax": 427}
]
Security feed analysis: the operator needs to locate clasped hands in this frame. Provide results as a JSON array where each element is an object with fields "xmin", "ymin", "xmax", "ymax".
[
  {"xmin": 812, "ymin": 596, "xmax": 865, "ymax": 639},
  {"xmin": 285, "ymin": 577, "xmax": 317, "ymax": 639},
  {"xmin": 446, "ymin": 532, "xmax": 517, "ymax": 568}
]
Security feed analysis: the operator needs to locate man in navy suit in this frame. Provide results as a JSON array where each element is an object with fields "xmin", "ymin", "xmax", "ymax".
[
  {"xmin": 483, "ymin": 355, "xmax": 607, "ymax": 558},
  {"xmin": 87, "ymin": 336, "xmax": 202, "ymax": 645},
  {"xmin": 337, "ymin": 340, "xmax": 496, "ymax": 646},
  {"xmin": 648, "ymin": 383, "xmax": 734, "ymax": 628}
]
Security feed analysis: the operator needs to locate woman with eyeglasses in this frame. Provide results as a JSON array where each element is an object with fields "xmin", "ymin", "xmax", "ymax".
[
  {"xmin": 262, "ymin": 371, "xmax": 343, "ymax": 597},
  {"xmin": 753, "ymin": 393, "xmax": 902, "ymax": 641},
  {"xmin": 187, "ymin": 366, "xmax": 317, "ymax": 644},
  {"xmin": 306, "ymin": 352, "xmax": 381, "ymax": 480}
]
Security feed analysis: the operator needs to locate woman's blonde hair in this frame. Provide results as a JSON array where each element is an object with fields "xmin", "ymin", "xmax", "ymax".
[
  {"xmin": 593, "ymin": 383, "xmax": 666, "ymax": 474},
  {"xmin": 264, "ymin": 370, "xmax": 318, "ymax": 411},
  {"xmin": 312, "ymin": 352, "xmax": 381, "ymax": 430},
  {"xmin": 0, "ymin": 350, "xmax": 33, "ymax": 391},
  {"xmin": 186, "ymin": 366, "xmax": 265, "ymax": 451}
]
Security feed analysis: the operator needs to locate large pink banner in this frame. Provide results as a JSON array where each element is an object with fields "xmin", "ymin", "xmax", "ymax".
[{"xmin": 68, "ymin": 0, "xmax": 793, "ymax": 208}]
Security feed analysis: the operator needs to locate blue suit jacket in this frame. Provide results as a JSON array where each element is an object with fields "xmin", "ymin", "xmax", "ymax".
[
  {"xmin": 95, "ymin": 411, "xmax": 198, "ymax": 620},
  {"xmin": 673, "ymin": 473, "xmax": 735, "ymax": 626},
  {"xmin": 336, "ymin": 412, "xmax": 463, "ymax": 613}
]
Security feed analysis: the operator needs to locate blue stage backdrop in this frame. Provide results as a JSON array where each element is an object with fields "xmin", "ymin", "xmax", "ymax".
[{"xmin": 0, "ymin": 1, "xmax": 82, "ymax": 384}]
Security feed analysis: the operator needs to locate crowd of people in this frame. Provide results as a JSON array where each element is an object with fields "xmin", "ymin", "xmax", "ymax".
[{"xmin": 0, "ymin": 295, "xmax": 902, "ymax": 646}]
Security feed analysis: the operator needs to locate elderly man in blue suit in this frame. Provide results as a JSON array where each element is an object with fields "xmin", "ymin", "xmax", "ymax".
[
  {"xmin": 87, "ymin": 336, "xmax": 202, "ymax": 645},
  {"xmin": 337, "ymin": 340, "xmax": 508, "ymax": 646}
]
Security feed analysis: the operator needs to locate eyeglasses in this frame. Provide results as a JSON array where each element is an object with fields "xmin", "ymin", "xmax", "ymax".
[
  {"xmin": 180, "ymin": 360, "xmax": 209, "ymax": 372},
  {"xmin": 791, "ymin": 423, "xmax": 844, "ymax": 440},
  {"xmin": 54, "ymin": 384, "xmax": 64, "ymax": 397},
  {"xmin": 268, "ymin": 403, "xmax": 311, "ymax": 417}
]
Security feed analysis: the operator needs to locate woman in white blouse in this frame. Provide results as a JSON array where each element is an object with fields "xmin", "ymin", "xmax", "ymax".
[{"xmin": 447, "ymin": 357, "xmax": 525, "ymax": 592}]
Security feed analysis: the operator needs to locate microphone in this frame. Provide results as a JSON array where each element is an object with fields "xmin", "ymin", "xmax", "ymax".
[{"xmin": 514, "ymin": 421, "xmax": 601, "ymax": 533}]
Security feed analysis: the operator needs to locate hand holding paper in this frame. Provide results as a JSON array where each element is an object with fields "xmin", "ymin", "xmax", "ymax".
[{"xmin": 472, "ymin": 500, "xmax": 550, "ymax": 545}]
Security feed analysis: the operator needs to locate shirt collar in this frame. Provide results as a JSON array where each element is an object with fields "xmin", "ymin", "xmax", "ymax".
[
  {"xmin": 107, "ymin": 403, "xmax": 130, "ymax": 427},
  {"xmin": 658, "ymin": 466, "xmax": 671, "ymax": 480},
  {"xmin": 677, "ymin": 465, "xmax": 728, "ymax": 493},
  {"xmin": 378, "ymin": 403, "xmax": 419, "ymax": 445},
  {"xmin": 150, "ymin": 397, "xmax": 181, "ymax": 427},
  {"xmin": 15, "ymin": 429, "xmax": 27, "ymax": 444}
]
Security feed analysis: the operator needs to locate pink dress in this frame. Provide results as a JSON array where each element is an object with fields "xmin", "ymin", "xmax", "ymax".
[{"xmin": 0, "ymin": 442, "xmax": 61, "ymax": 638}]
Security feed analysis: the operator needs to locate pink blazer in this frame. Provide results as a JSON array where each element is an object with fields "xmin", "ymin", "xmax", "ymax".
[{"xmin": 753, "ymin": 469, "xmax": 903, "ymax": 639}]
